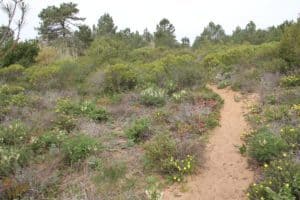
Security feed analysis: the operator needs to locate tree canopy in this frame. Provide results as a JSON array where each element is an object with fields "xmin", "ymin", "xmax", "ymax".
[
  {"xmin": 38, "ymin": 2, "xmax": 85, "ymax": 41},
  {"xmin": 154, "ymin": 18, "xmax": 177, "ymax": 48}
]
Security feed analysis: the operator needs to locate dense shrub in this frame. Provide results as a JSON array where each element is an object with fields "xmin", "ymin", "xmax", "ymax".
[
  {"xmin": 31, "ymin": 130, "xmax": 68, "ymax": 153},
  {"xmin": 248, "ymin": 159, "xmax": 300, "ymax": 200},
  {"xmin": 86, "ymin": 37, "xmax": 130, "ymax": 66},
  {"xmin": 62, "ymin": 134, "xmax": 100, "ymax": 164},
  {"xmin": 0, "ymin": 64, "xmax": 25, "ymax": 82},
  {"xmin": 279, "ymin": 21, "xmax": 300, "ymax": 67},
  {"xmin": 247, "ymin": 128, "xmax": 288, "ymax": 163},
  {"xmin": 280, "ymin": 126, "xmax": 300, "ymax": 150},
  {"xmin": 0, "ymin": 40, "xmax": 39, "ymax": 67},
  {"xmin": 0, "ymin": 121, "xmax": 29, "ymax": 146},
  {"xmin": 125, "ymin": 118, "xmax": 151, "ymax": 143},
  {"xmin": 56, "ymin": 99, "xmax": 109, "ymax": 122},
  {"xmin": 0, "ymin": 146, "xmax": 32, "ymax": 176},
  {"xmin": 280, "ymin": 75, "xmax": 300, "ymax": 87},
  {"xmin": 143, "ymin": 133, "xmax": 176, "ymax": 172},
  {"xmin": 104, "ymin": 63, "xmax": 138, "ymax": 92},
  {"xmin": 140, "ymin": 86, "xmax": 166, "ymax": 107},
  {"xmin": 263, "ymin": 105, "xmax": 290, "ymax": 122},
  {"xmin": 25, "ymin": 65, "xmax": 61, "ymax": 88}
]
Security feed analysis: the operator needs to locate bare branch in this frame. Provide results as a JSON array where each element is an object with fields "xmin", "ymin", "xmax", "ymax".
[{"xmin": 0, "ymin": 0, "xmax": 28, "ymax": 58}]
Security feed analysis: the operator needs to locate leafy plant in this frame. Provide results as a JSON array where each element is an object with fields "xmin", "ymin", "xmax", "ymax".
[
  {"xmin": 140, "ymin": 86, "xmax": 166, "ymax": 106},
  {"xmin": 247, "ymin": 128, "xmax": 288, "ymax": 163},
  {"xmin": 248, "ymin": 159, "xmax": 300, "ymax": 200},
  {"xmin": 62, "ymin": 134, "xmax": 100, "ymax": 164},
  {"xmin": 0, "ymin": 121, "xmax": 29, "ymax": 146},
  {"xmin": 125, "ymin": 118, "xmax": 151, "ymax": 143}
]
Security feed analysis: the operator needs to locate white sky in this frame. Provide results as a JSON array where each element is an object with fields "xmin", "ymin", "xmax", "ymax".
[{"xmin": 1, "ymin": 0, "xmax": 300, "ymax": 42}]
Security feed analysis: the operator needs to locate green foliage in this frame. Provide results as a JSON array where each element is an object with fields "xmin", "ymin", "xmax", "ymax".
[
  {"xmin": 31, "ymin": 130, "xmax": 68, "ymax": 153},
  {"xmin": 0, "ymin": 146, "xmax": 32, "ymax": 176},
  {"xmin": 24, "ymin": 65, "xmax": 61, "ymax": 89},
  {"xmin": 247, "ymin": 128, "xmax": 288, "ymax": 163},
  {"xmin": 38, "ymin": 3, "xmax": 85, "ymax": 41},
  {"xmin": 0, "ymin": 40, "xmax": 39, "ymax": 67},
  {"xmin": 86, "ymin": 36, "xmax": 130, "ymax": 66},
  {"xmin": 56, "ymin": 99, "xmax": 109, "ymax": 122},
  {"xmin": 163, "ymin": 155, "xmax": 195, "ymax": 182},
  {"xmin": 125, "ymin": 118, "xmax": 151, "ymax": 143},
  {"xmin": 0, "ymin": 121, "xmax": 29, "ymax": 146},
  {"xmin": 140, "ymin": 86, "xmax": 166, "ymax": 107},
  {"xmin": 143, "ymin": 133, "xmax": 176, "ymax": 172},
  {"xmin": 172, "ymin": 90, "xmax": 188, "ymax": 103},
  {"xmin": 154, "ymin": 18, "xmax": 177, "ymax": 48},
  {"xmin": 62, "ymin": 134, "xmax": 100, "ymax": 164},
  {"xmin": 54, "ymin": 114, "xmax": 77, "ymax": 132},
  {"xmin": 74, "ymin": 25, "xmax": 93, "ymax": 50},
  {"xmin": 248, "ymin": 159, "xmax": 300, "ymax": 200},
  {"xmin": 263, "ymin": 105, "xmax": 290, "ymax": 122},
  {"xmin": 280, "ymin": 126, "xmax": 300, "ymax": 150},
  {"xmin": 104, "ymin": 63, "xmax": 138, "ymax": 92},
  {"xmin": 96, "ymin": 13, "xmax": 117, "ymax": 36},
  {"xmin": 280, "ymin": 75, "xmax": 300, "ymax": 87},
  {"xmin": 0, "ymin": 64, "xmax": 24, "ymax": 81},
  {"xmin": 193, "ymin": 22, "xmax": 226, "ymax": 48},
  {"xmin": 0, "ymin": 85, "xmax": 28, "ymax": 119},
  {"xmin": 279, "ymin": 21, "xmax": 300, "ymax": 67}
]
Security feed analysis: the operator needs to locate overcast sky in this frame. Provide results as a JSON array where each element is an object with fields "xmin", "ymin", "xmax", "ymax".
[{"xmin": 1, "ymin": 0, "xmax": 300, "ymax": 42}]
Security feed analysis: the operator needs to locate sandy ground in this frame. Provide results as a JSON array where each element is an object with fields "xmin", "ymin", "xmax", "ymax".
[{"xmin": 163, "ymin": 86, "xmax": 255, "ymax": 200}]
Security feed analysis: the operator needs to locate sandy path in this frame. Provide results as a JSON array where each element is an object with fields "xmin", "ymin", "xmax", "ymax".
[{"xmin": 163, "ymin": 86, "xmax": 255, "ymax": 200}]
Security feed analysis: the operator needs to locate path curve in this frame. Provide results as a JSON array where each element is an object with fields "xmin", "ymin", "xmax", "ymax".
[{"xmin": 163, "ymin": 85, "xmax": 255, "ymax": 200}]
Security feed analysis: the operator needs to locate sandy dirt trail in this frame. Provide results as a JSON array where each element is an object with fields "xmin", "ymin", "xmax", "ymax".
[{"xmin": 163, "ymin": 86, "xmax": 255, "ymax": 200}]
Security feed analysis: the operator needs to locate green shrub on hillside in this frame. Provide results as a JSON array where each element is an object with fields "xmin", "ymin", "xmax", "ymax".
[
  {"xmin": 62, "ymin": 134, "xmax": 100, "ymax": 164},
  {"xmin": 0, "ymin": 121, "xmax": 29, "ymax": 146},
  {"xmin": 0, "ymin": 146, "xmax": 32, "ymax": 176},
  {"xmin": 280, "ymin": 75, "xmax": 300, "ymax": 87},
  {"xmin": 31, "ymin": 130, "xmax": 68, "ymax": 153},
  {"xmin": 25, "ymin": 65, "xmax": 61, "ymax": 89},
  {"xmin": 279, "ymin": 21, "xmax": 300, "ymax": 67},
  {"xmin": 247, "ymin": 128, "xmax": 288, "ymax": 163},
  {"xmin": 104, "ymin": 63, "xmax": 138, "ymax": 92},
  {"xmin": 140, "ymin": 86, "xmax": 166, "ymax": 106},
  {"xmin": 0, "ymin": 64, "xmax": 25, "ymax": 82},
  {"xmin": 143, "ymin": 133, "xmax": 176, "ymax": 172},
  {"xmin": 56, "ymin": 99, "xmax": 109, "ymax": 122},
  {"xmin": 248, "ymin": 159, "xmax": 300, "ymax": 200},
  {"xmin": 263, "ymin": 105, "xmax": 290, "ymax": 122},
  {"xmin": 125, "ymin": 118, "xmax": 151, "ymax": 143}
]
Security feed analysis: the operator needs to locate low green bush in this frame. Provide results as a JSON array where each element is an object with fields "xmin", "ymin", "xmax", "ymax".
[
  {"xmin": 104, "ymin": 63, "xmax": 138, "ymax": 92},
  {"xmin": 247, "ymin": 128, "xmax": 288, "ymax": 163},
  {"xmin": 56, "ymin": 99, "xmax": 109, "ymax": 122},
  {"xmin": 144, "ymin": 133, "xmax": 199, "ymax": 182},
  {"xmin": 263, "ymin": 105, "xmax": 290, "ymax": 122},
  {"xmin": 0, "ymin": 64, "xmax": 25, "ymax": 81},
  {"xmin": 25, "ymin": 65, "xmax": 61, "ymax": 89},
  {"xmin": 125, "ymin": 118, "xmax": 151, "ymax": 143},
  {"xmin": 54, "ymin": 114, "xmax": 77, "ymax": 132},
  {"xmin": 31, "ymin": 130, "xmax": 68, "ymax": 153},
  {"xmin": 171, "ymin": 90, "xmax": 188, "ymax": 103},
  {"xmin": 0, "ymin": 146, "xmax": 32, "ymax": 176},
  {"xmin": 280, "ymin": 126, "xmax": 300, "ymax": 150},
  {"xmin": 248, "ymin": 159, "xmax": 300, "ymax": 200},
  {"xmin": 280, "ymin": 75, "xmax": 300, "ymax": 87},
  {"xmin": 143, "ymin": 133, "xmax": 176, "ymax": 172},
  {"xmin": 62, "ymin": 134, "xmax": 100, "ymax": 164},
  {"xmin": 0, "ymin": 121, "xmax": 29, "ymax": 146},
  {"xmin": 140, "ymin": 86, "xmax": 166, "ymax": 107}
]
